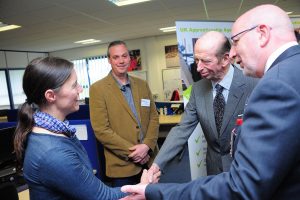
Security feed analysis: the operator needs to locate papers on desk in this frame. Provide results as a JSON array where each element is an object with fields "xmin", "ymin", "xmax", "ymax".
[{"xmin": 170, "ymin": 103, "xmax": 181, "ymax": 108}]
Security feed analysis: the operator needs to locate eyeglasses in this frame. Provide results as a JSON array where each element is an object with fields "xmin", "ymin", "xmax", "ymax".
[{"xmin": 230, "ymin": 25, "xmax": 258, "ymax": 45}]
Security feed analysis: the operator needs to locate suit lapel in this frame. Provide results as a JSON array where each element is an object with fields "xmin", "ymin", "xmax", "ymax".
[
  {"xmin": 107, "ymin": 74, "xmax": 137, "ymax": 122},
  {"xmin": 220, "ymin": 68, "xmax": 244, "ymax": 135}
]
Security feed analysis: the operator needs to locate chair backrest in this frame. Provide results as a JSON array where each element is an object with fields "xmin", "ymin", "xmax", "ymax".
[
  {"xmin": 6, "ymin": 109, "xmax": 18, "ymax": 122},
  {"xmin": 0, "ymin": 122, "xmax": 17, "ymax": 129},
  {"xmin": 66, "ymin": 105, "xmax": 90, "ymax": 120}
]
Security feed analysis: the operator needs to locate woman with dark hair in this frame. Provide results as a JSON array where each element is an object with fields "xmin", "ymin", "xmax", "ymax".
[{"xmin": 13, "ymin": 57, "xmax": 154, "ymax": 200}]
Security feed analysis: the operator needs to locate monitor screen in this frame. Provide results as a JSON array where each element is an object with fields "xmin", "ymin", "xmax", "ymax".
[{"xmin": 0, "ymin": 126, "xmax": 16, "ymax": 167}]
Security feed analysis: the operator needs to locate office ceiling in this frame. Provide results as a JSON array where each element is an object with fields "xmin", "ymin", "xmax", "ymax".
[{"xmin": 0, "ymin": 0, "xmax": 299, "ymax": 52}]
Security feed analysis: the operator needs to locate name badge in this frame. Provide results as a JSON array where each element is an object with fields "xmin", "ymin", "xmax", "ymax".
[{"xmin": 141, "ymin": 99, "xmax": 150, "ymax": 107}]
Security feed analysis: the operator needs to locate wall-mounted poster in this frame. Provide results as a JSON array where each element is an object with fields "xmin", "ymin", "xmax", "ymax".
[
  {"xmin": 165, "ymin": 45, "xmax": 180, "ymax": 68},
  {"xmin": 128, "ymin": 49, "xmax": 142, "ymax": 71}
]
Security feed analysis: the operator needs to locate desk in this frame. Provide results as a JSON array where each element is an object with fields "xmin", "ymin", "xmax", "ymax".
[
  {"xmin": 18, "ymin": 189, "xmax": 29, "ymax": 200},
  {"xmin": 0, "ymin": 116, "xmax": 7, "ymax": 122},
  {"xmin": 159, "ymin": 115, "xmax": 181, "ymax": 125},
  {"xmin": 158, "ymin": 115, "xmax": 182, "ymax": 147}
]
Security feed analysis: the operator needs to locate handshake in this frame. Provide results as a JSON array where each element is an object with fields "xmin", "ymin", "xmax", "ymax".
[{"xmin": 120, "ymin": 163, "xmax": 161, "ymax": 200}]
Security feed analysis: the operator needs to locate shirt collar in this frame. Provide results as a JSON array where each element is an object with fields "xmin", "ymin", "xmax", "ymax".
[
  {"xmin": 212, "ymin": 64, "xmax": 234, "ymax": 91},
  {"xmin": 110, "ymin": 71, "xmax": 130, "ymax": 90},
  {"xmin": 265, "ymin": 41, "xmax": 299, "ymax": 73}
]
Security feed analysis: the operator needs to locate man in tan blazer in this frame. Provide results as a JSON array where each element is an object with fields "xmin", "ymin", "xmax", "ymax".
[{"xmin": 89, "ymin": 40, "xmax": 159, "ymax": 187}]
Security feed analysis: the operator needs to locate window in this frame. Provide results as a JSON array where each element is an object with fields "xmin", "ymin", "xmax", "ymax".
[
  {"xmin": 0, "ymin": 70, "xmax": 10, "ymax": 109},
  {"xmin": 73, "ymin": 59, "xmax": 89, "ymax": 100},
  {"xmin": 88, "ymin": 56, "xmax": 111, "ymax": 84},
  {"xmin": 72, "ymin": 56, "xmax": 111, "ymax": 100},
  {"xmin": 9, "ymin": 69, "xmax": 26, "ymax": 108},
  {"xmin": 0, "ymin": 69, "xmax": 26, "ymax": 109}
]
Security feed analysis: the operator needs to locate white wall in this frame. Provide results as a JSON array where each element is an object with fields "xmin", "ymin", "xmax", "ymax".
[
  {"xmin": 0, "ymin": 51, "xmax": 48, "ymax": 109},
  {"xmin": 50, "ymin": 34, "xmax": 178, "ymax": 101},
  {"xmin": 0, "ymin": 51, "xmax": 48, "ymax": 68},
  {"xmin": 0, "ymin": 51, "xmax": 6, "ymax": 68}
]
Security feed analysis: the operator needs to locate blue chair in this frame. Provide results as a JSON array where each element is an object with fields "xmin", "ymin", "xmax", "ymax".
[
  {"xmin": 66, "ymin": 105, "xmax": 90, "ymax": 120},
  {"xmin": 6, "ymin": 109, "xmax": 18, "ymax": 122},
  {"xmin": 0, "ymin": 122, "xmax": 16, "ymax": 129}
]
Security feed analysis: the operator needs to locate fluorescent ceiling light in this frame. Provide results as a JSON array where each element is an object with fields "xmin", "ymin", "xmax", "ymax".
[
  {"xmin": 286, "ymin": 11, "xmax": 293, "ymax": 15},
  {"xmin": 159, "ymin": 26, "xmax": 176, "ymax": 32},
  {"xmin": 74, "ymin": 39, "xmax": 101, "ymax": 45},
  {"xmin": 0, "ymin": 22, "xmax": 21, "ymax": 32},
  {"xmin": 81, "ymin": 40, "xmax": 101, "ymax": 44},
  {"xmin": 108, "ymin": 0, "xmax": 151, "ymax": 6}
]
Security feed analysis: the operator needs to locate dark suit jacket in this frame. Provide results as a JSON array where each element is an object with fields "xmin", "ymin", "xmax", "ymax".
[
  {"xmin": 146, "ymin": 45, "xmax": 300, "ymax": 199},
  {"xmin": 155, "ymin": 66, "xmax": 258, "ymax": 175},
  {"xmin": 89, "ymin": 73, "xmax": 159, "ymax": 178}
]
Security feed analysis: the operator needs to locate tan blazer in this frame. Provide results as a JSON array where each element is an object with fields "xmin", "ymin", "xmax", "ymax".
[{"xmin": 89, "ymin": 73, "xmax": 159, "ymax": 177}]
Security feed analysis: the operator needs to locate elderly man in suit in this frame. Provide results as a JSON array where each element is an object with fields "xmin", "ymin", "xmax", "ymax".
[
  {"xmin": 149, "ymin": 31, "xmax": 258, "ymax": 178},
  {"xmin": 89, "ymin": 40, "xmax": 159, "ymax": 187},
  {"xmin": 121, "ymin": 4, "xmax": 300, "ymax": 200}
]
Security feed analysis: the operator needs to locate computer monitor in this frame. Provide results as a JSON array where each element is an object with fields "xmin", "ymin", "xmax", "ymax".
[{"xmin": 0, "ymin": 127, "xmax": 16, "ymax": 168}]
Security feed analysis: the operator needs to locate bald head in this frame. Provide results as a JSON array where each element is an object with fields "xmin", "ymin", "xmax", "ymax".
[
  {"xmin": 233, "ymin": 4, "xmax": 296, "ymax": 43},
  {"xmin": 230, "ymin": 4, "xmax": 297, "ymax": 78},
  {"xmin": 195, "ymin": 31, "xmax": 231, "ymax": 58}
]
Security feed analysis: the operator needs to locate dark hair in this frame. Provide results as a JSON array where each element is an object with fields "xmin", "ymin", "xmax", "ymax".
[
  {"xmin": 14, "ymin": 56, "xmax": 74, "ymax": 163},
  {"xmin": 215, "ymin": 36, "xmax": 231, "ymax": 59},
  {"xmin": 107, "ymin": 40, "xmax": 128, "ymax": 58}
]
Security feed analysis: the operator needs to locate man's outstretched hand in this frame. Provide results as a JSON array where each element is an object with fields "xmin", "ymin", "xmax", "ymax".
[{"xmin": 120, "ymin": 184, "xmax": 148, "ymax": 200}]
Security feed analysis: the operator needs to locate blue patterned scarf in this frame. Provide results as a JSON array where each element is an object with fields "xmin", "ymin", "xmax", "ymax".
[{"xmin": 33, "ymin": 111, "xmax": 76, "ymax": 137}]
